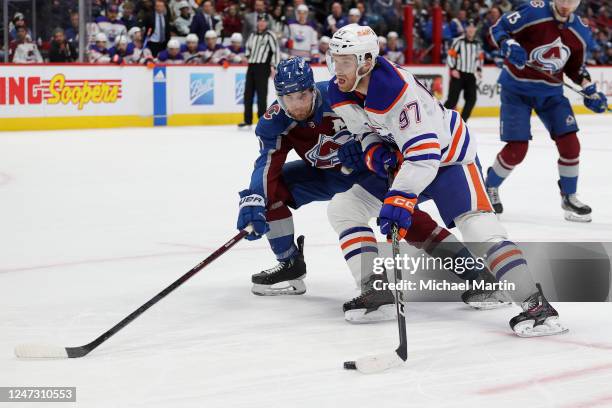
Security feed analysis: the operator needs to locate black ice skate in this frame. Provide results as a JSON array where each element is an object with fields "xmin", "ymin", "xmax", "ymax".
[
  {"xmin": 343, "ymin": 273, "xmax": 396, "ymax": 324},
  {"xmin": 510, "ymin": 283, "xmax": 568, "ymax": 337},
  {"xmin": 486, "ymin": 185, "xmax": 503, "ymax": 214},
  {"xmin": 559, "ymin": 182, "xmax": 592, "ymax": 223},
  {"xmin": 461, "ymin": 271, "xmax": 512, "ymax": 310},
  {"xmin": 251, "ymin": 236, "xmax": 306, "ymax": 296}
]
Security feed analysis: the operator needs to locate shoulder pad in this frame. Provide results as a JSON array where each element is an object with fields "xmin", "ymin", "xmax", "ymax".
[
  {"xmin": 364, "ymin": 57, "xmax": 407, "ymax": 114},
  {"xmin": 255, "ymin": 103, "xmax": 293, "ymax": 141}
]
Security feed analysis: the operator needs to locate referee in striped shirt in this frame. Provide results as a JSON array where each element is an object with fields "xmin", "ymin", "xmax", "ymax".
[
  {"xmin": 239, "ymin": 13, "xmax": 280, "ymax": 128},
  {"xmin": 444, "ymin": 20, "xmax": 484, "ymax": 122}
]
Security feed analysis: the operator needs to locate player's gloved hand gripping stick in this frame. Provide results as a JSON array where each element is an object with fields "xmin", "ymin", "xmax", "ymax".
[
  {"xmin": 14, "ymin": 226, "xmax": 253, "ymax": 359},
  {"xmin": 525, "ymin": 61, "xmax": 610, "ymax": 113}
]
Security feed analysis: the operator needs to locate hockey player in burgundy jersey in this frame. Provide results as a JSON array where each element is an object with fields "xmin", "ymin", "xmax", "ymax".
[
  {"xmin": 327, "ymin": 24, "xmax": 567, "ymax": 336},
  {"xmin": 236, "ymin": 57, "xmax": 509, "ymax": 321},
  {"xmin": 486, "ymin": 0, "xmax": 608, "ymax": 222}
]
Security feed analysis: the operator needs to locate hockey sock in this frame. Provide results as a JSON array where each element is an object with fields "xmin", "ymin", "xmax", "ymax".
[
  {"xmin": 338, "ymin": 226, "xmax": 378, "ymax": 291},
  {"xmin": 555, "ymin": 132, "xmax": 580, "ymax": 195},
  {"xmin": 486, "ymin": 141, "xmax": 529, "ymax": 188},
  {"xmin": 266, "ymin": 208, "xmax": 298, "ymax": 261},
  {"xmin": 485, "ymin": 240, "xmax": 536, "ymax": 302}
]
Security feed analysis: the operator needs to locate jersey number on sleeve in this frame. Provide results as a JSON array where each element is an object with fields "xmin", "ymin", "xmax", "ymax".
[
  {"xmin": 399, "ymin": 101, "xmax": 421, "ymax": 130},
  {"xmin": 507, "ymin": 11, "xmax": 521, "ymax": 24}
]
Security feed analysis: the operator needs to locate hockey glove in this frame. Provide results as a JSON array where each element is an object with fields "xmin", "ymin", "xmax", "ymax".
[
  {"xmin": 583, "ymin": 83, "xmax": 608, "ymax": 113},
  {"xmin": 379, "ymin": 190, "xmax": 417, "ymax": 239},
  {"xmin": 337, "ymin": 139, "xmax": 367, "ymax": 171},
  {"xmin": 501, "ymin": 39, "xmax": 527, "ymax": 70},
  {"xmin": 237, "ymin": 189, "xmax": 269, "ymax": 240},
  {"xmin": 364, "ymin": 143, "xmax": 403, "ymax": 179}
]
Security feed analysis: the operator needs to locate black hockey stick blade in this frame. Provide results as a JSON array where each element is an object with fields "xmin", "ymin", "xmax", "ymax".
[{"xmin": 15, "ymin": 228, "xmax": 251, "ymax": 359}]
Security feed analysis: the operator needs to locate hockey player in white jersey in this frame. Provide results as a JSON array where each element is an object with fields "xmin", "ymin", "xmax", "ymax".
[{"xmin": 326, "ymin": 24, "xmax": 567, "ymax": 337}]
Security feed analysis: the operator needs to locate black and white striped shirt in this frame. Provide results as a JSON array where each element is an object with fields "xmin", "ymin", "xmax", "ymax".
[
  {"xmin": 245, "ymin": 29, "xmax": 280, "ymax": 66},
  {"xmin": 447, "ymin": 36, "xmax": 483, "ymax": 74}
]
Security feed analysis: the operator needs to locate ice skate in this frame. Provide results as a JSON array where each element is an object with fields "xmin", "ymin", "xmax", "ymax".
[{"xmin": 251, "ymin": 236, "xmax": 306, "ymax": 296}]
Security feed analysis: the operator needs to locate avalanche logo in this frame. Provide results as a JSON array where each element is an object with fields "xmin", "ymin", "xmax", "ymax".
[
  {"xmin": 190, "ymin": 73, "xmax": 214, "ymax": 105},
  {"xmin": 305, "ymin": 129, "xmax": 353, "ymax": 168},
  {"xmin": 530, "ymin": 37, "xmax": 571, "ymax": 73}
]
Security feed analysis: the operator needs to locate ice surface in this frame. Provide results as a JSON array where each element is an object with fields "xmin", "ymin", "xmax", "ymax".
[{"xmin": 1, "ymin": 116, "xmax": 612, "ymax": 408}]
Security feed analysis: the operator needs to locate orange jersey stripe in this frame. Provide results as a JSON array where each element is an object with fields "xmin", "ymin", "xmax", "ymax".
[
  {"xmin": 467, "ymin": 163, "xmax": 493, "ymax": 212},
  {"xmin": 406, "ymin": 142, "xmax": 440, "ymax": 154},
  {"xmin": 340, "ymin": 236, "xmax": 377, "ymax": 250},
  {"xmin": 331, "ymin": 100, "xmax": 357, "ymax": 109},
  {"xmin": 489, "ymin": 249, "xmax": 523, "ymax": 271},
  {"xmin": 443, "ymin": 119, "xmax": 463, "ymax": 163}
]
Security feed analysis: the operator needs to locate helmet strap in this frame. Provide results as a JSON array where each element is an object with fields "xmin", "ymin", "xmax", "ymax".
[{"xmin": 349, "ymin": 59, "xmax": 374, "ymax": 92}]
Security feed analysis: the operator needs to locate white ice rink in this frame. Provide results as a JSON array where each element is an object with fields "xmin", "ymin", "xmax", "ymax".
[{"xmin": 1, "ymin": 115, "xmax": 612, "ymax": 408}]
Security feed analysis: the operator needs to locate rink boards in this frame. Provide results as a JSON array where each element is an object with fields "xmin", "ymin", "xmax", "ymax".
[{"xmin": 0, "ymin": 63, "xmax": 610, "ymax": 131}]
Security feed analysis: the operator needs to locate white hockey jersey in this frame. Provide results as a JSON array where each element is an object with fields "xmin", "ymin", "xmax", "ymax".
[
  {"xmin": 328, "ymin": 56, "xmax": 476, "ymax": 196},
  {"xmin": 287, "ymin": 22, "xmax": 318, "ymax": 60}
]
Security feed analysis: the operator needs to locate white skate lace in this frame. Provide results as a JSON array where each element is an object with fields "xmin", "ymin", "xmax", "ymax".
[{"xmin": 263, "ymin": 261, "xmax": 287, "ymax": 275}]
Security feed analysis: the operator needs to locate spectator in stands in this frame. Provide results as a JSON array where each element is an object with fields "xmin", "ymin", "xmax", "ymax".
[
  {"xmin": 88, "ymin": 32, "xmax": 112, "ymax": 63},
  {"xmin": 243, "ymin": 0, "xmax": 268, "ymax": 40},
  {"xmin": 385, "ymin": 31, "xmax": 405, "ymax": 64},
  {"xmin": 325, "ymin": 2, "xmax": 346, "ymax": 36},
  {"xmin": 594, "ymin": 6, "xmax": 610, "ymax": 31},
  {"xmin": 10, "ymin": 26, "xmax": 43, "ymax": 63},
  {"xmin": 9, "ymin": 13, "xmax": 32, "ymax": 41},
  {"xmin": 347, "ymin": 8, "xmax": 362, "ymax": 25},
  {"xmin": 269, "ymin": 3, "xmax": 289, "ymax": 44},
  {"xmin": 357, "ymin": 2, "xmax": 371, "ymax": 25},
  {"xmin": 110, "ymin": 35, "xmax": 135, "ymax": 64},
  {"xmin": 311, "ymin": 35, "xmax": 329, "ymax": 63},
  {"xmin": 371, "ymin": 0, "xmax": 401, "ymax": 33},
  {"xmin": 222, "ymin": 4, "xmax": 243, "ymax": 38},
  {"xmin": 378, "ymin": 35, "xmax": 387, "ymax": 56},
  {"xmin": 96, "ymin": 4, "xmax": 127, "ymax": 44},
  {"xmin": 450, "ymin": 9, "xmax": 468, "ymax": 38},
  {"xmin": 39, "ymin": 0, "xmax": 71, "ymax": 42},
  {"xmin": 174, "ymin": 1, "xmax": 194, "ymax": 36},
  {"xmin": 121, "ymin": 2, "xmax": 139, "ymax": 31},
  {"xmin": 202, "ymin": 30, "xmax": 225, "ymax": 63},
  {"xmin": 182, "ymin": 33, "xmax": 205, "ymax": 63},
  {"xmin": 191, "ymin": 0, "xmax": 222, "ymax": 44},
  {"xmin": 127, "ymin": 26, "xmax": 154, "ymax": 64},
  {"xmin": 157, "ymin": 38, "xmax": 184, "ymax": 63},
  {"xmin": 224, "ymin": 32, "xmax": 247, "ymax": 64},
  {"xmin": 49, "ymin": 28, "xmax": 77, "ymax": 62},
  {"xmin": 64, "ymin": 12, "xmax": 80, "ymax": 44},
  {"xmin": 480, "ymin": 6, "xmax": 501, "ymax": 63},
  {"xmin": 143, "ymin": 0, "xmax": 171, "ymax": 56},
  {"xmin": 168, "ymin": 0, "xmax": 196, "ymax": 19},
  {"xmin": 287, "ymin": 4, "xmax": 319, "ymax": 61}
]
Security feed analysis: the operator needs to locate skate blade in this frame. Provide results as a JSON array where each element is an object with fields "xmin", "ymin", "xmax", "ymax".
[
  {"xmin": 344, "ymin": 304, "xmax": 396, "ymax": 324},
  {"xmin": 564, "ymin": 211, "xmax": 592, "ymax": 223},
  {"xmin": 513, "ymin": 316, "xmax": 569, "ymax": 338},
  {"xmin": 467, "ymin": 301, "xmax": 513, "ymax": 310},
  {"xmin": 251, "ymin": 280, "xmax": 306, "ymax": 296}
]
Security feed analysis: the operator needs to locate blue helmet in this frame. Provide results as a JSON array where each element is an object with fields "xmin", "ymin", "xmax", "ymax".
[{"xmin": 274, "ymin": 57, "xmax": 315, "ymax": 96}]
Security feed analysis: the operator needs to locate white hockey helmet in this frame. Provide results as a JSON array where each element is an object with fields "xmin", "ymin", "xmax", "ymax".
[
  {"xmin": 186, "ymin": 33, "xmax": 199, "ymax": 43},
  {"xmin": 95, "ymin": 32, "xmax": 108, "ymax": 43},
  {"xmin": 327, "ymin": 24, "xmax": 379, "ymax": 91},
  {"xmin": 116, "ymin": 35, "xmax": 129, "ymax": 45},
  {"xmin": 205, "ymin": 30, "xmax": 217, "ymax": 39},
  {"xmin": 167, "ymin": 38, "xmax": 181, "ymax": 49},
  {"xmin": 127, "ymin": 26, "xmax": 141, "ymax": 40},
  {"xmin": 230, "ymin": 32, "xmax": 243, "ymax": 44}
]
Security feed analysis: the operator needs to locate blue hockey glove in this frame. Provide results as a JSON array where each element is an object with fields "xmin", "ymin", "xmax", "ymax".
[
  {"xmin": 583, "ymin": 83, "xmax": 608, "ymax": 113},
  {"xmin": 379, "ymin": 190, "xmax": 417, "ymax": 239},
  {"xmin": 364, "ymin": 143, "xmax": 403, "ymax": 179},
  {"xmin": 501, "ymin": 39, "xmax": 527, "ymax": 70},
  {"xmin": 237, "ymin": 189, "xmax": 269, "ymax": 240},
  {"xmin": 337, "ymin": 139, "xmax": 367, "ymax": 171}
]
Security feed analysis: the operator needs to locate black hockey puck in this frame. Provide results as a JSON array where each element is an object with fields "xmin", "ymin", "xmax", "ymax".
[{"xmin": 343, "ymin": 360, "xmax": 357, "ymax": 370}]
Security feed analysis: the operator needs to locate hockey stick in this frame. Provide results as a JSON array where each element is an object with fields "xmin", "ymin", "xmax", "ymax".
[
  {"xmin": 525, "ymin": 61, "xmax": 611, "ymax": 112},
  {"xmin": 343, "ymin": 171, "xmax": 407, "ymax": 374},
  {"xmin": 15, "ymin": 226, "xmax": 253, "ymax": 359}
]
